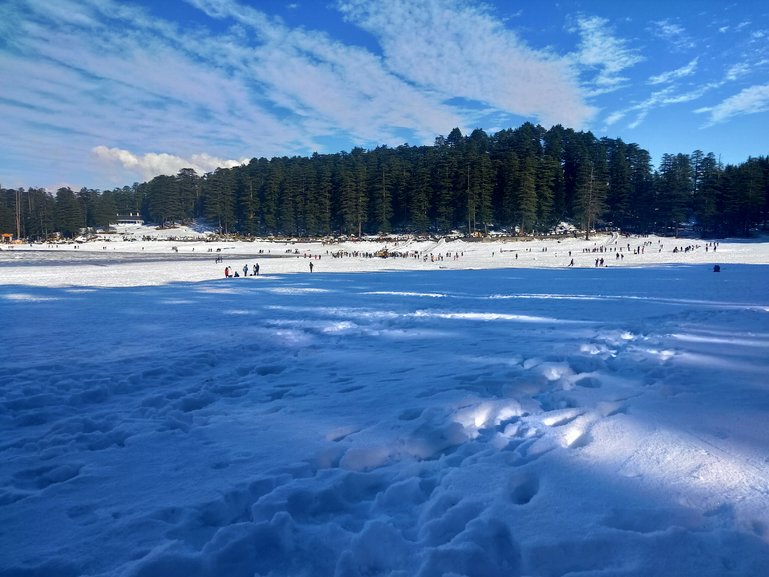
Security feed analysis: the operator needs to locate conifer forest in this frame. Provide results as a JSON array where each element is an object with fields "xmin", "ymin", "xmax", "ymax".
[{"xmin": 2, "ymin": 123, "xmax": 768, "ymax": 239}]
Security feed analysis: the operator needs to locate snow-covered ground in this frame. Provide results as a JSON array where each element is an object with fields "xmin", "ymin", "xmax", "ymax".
[
  {"xmin": 2, "ymin": 227, "xmax": 769, "ymax": 576},
  {"xmin": 1, "ymin": 224, "xmax": 767, "ymax": 287}
]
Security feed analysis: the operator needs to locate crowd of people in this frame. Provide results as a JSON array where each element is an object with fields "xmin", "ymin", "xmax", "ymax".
[{"xmin": 217, "ymin": 236, "xmax": 725, "ymax": 278}]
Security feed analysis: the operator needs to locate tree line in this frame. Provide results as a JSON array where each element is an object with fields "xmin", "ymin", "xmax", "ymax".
[{"xmin": 2, "ymin": 123, "xmax": 768, "ymax": 240}]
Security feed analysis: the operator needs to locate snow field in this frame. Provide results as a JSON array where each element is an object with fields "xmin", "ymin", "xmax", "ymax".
[
  {"xmin": 1, "ymin": 256, "xmax": 769, "ymax": 576},
  {"xmin": 3, "ymin": 227, "xmax": 769, "ymax": 289}
]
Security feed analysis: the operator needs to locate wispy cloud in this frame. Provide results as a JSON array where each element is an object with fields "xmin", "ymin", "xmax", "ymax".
[
  {"xmin": 695, "ymin": 83, "xmax": 769, "ymax": 125},
  {"xmin": 725, "ymin": 63, "xmax": 751, "ymax": 82},
  {"xmin": 0, "ymin": 0, "xmax": 600, "ymax": 190},
  {"xmin": 606, "ymin": 52, "xmax": 756, "ymax": 131},
  {"xmin": 608, "ymin": 84, "xmax": 716, "ymax": 130},
  {"xmin": 3, "ymin": 0, "xmax": 765, "ymax": 190},
  {"xmin": 1, "ymin": 0, "xmax": 467, "ymax": 188},
  {"xmin": 651, "ymin": 19, "xmax": 695, "ymax": 51},
  {"xmin": 604, "ymin": 111, "xmax": 626, "ymax": 126},
  {"xmin": 190, "ymin": 0, "xmax": 466, "ymax": 140},
  {"xmin": 1, "ymin": 0, "xmax": 306, "ymax": 186},
  {"xmin": 571, "ymin": 15, "xmax": 644, "ymax": 93},
  {"xmin": 648, "ymin": 58, "xmax": 698, "ymax": 85},
  {"xmin": 336, "ymin": 0, "xmax": 594, "ymax": 127}
]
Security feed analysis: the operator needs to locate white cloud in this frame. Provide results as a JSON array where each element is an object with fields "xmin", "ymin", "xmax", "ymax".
[
  {"xmin": 572, "ymin": 15, "xmax": 644, "ymax": 92},
  {"xmin": 651, "ymin": 19, "xmax": 695, "ymax": 51},
  {"xmin": 627, "ymin": 110, "xmax": 648, "ymax": 130},
  {"xmin": 604, "ymin": 111, "xmax": 626, "ymax": 126},
  {"xmin": 1, "ymin": 1, "xmax": 304, "ymax": 168},
  {"xmin": 695, "ymin": 83, "xmax": 769, "ymax": 125},
  {"xmin": 648, "ymin": 58, "xmax": 698, "ymax": 85},
  {"xmin": 1, "ymin": 0, "xmax": 467, "ymax": 189},
  {"xmin": 612, "ymin": 83, "xmax": 717, "ymax": 131},
  {"xmin": 725, "ymin": 63, "xmax": 751, "ymax": 82},
  {"xmin": 336, "ymin": 0, "xmax": 595, "ymax": 127},
  {"xmin": 92, "ymin": 146, "xmax": 248, "ymax": 181},
  {"xmin": 194, "ymin": 0, "xmax": 466, "ymax": 140}
]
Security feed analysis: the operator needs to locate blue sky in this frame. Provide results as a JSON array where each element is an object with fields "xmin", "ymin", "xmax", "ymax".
[{"xmin": 1, "ymin": 0, "xmax": 768, "ymax": 191}]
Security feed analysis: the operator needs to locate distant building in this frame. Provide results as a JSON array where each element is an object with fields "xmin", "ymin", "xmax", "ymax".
[
  {"xmin": 115, "ymin": 213, "xmax": 144, "ymax": 225},
  {"xmin": 2, "ymin": 233, "xmax": 13, "ymax": 243}
]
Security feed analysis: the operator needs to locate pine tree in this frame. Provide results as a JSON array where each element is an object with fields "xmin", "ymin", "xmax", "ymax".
[
  {"xmin": 77, "ymin": 188, "xmax": 99, "ymax": 229},
  {"xmin": 335, "ymin": 153, "xmax": 360, "ymax": 236},
  {"xmin": 176, "ymin": 168, "xmax": 200, "ymax": 221},
  {"xmin": 409, "ymin": 156, "xmax": 431, "ymax": 232},
  {"xmin": 203, "ymin": 168, "xmax": 236, "ymax": 234},
  {"xmin": 536, "ymin": 155, "xmax": 559, "ymax": 229},
  {"xmin": 499, "ymin": 151, "xmax": 520, "ymax": 229},
  {"xmin": 433, "ymin": 151, "xmax": 456, "ymax": 232},
  {"xmin": 261, "ymin": 160, "xmax": 282, "ymax": 233},
  {"xmin": 574, "ymin": 139, "xmax": 608, "ymax": 239},
  {"xmin": 606, "ymin": 139, "xmax": 632, "ymax": 229},
  {"xmin": 692, "ymin": 153, "xmax": 721, "ymax": 236},
  {"xmin": 95, "ymin": 190, "xmax": 118, "ymax": 228},
  {"xmin": 237, "ymin": 163, "xmax": 261, "ymax": 236},
  {"xmin": 374, "ymin": 163, "xmax": 393, "ymax": 234},
  {"xmin": 146, "ymin": 175, "xmax": 182, "ymax": 226},
  {"xmin": 543, "ymin": 125, "xmax": 567, "ymax": 219},
  {"xmin": 278, "ymin": 164, "xmax": 299, "ymax": 235},
  {"xmin": 623, "ymin": 144, "xmax": 652, "ymax": 232},
  {"xmin": 656, "ymin": 153, "xmax": 692, "ymax": 236},
  {"xmin": 515, "ymin": 157, "xmax": 537, "ymax": 234},
  {"xmin": 55, "ymin": 187, "xmax": 83, "ymax": 238},
  {"xmin": 314, "ymin": 159, "xmax": 332, "ymax": 236}
]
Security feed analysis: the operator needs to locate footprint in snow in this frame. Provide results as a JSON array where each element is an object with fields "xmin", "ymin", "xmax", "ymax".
[
  {"xmin": 12, "ymin": 462, "xmax": 83, "ymax": 491},
  {"xmin": 508, "ymin": 470, "xmax": 540, "ymax": 505},
  {"xmin": 338, "ymin": 385, "xmax": 365, "ymax": 394}
]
